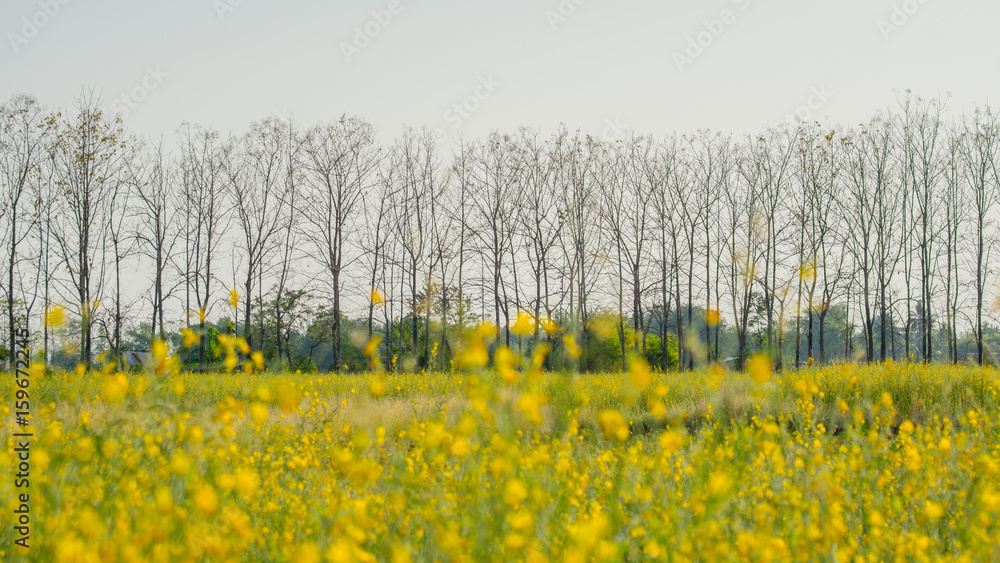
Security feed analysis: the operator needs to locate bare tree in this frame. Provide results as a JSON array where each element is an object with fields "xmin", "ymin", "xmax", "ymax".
[
  {"xmin": 223, "ymin": 118, "xmax": 292, "ymax": 349},
  {"xmin": 514, "ymin": 129, "xmax": 563, "ymax": 356},
  {"xmin": 959, "ymin": 106, "xmax": 1000, "ymax": 365},
  {"xmin": 556, "ymin": 130, "xmax": 602, "ymax": 369},
  {"xmin": 133, "ymin": 141, "xmax": 179, "ymax": 343},
  {"xmin": 468, "ymin": 132, "xmax": 521, "ymax": 348},
  {"xmin": 898, "ymin": 92, "xmax": 947, "ymax": 362},
  {"xmin": 687, "ymin": 130, "xmax": 731, "ymax": 362},
  {"xmin": 388, "ymin": 127, "xmax": 440, "ymax": 367},
  {"xmin": 50, "ymin": 92, "xmax": 129, "ymax": 368},
  {"xmin": 300, "ymin": 116, "xmax": 379, "ymax": 370},
  {"xmin": 272, "ymin": 119, "xmax": 304, "ymax": 367},
  {"xmin": 0, "ymin": 94, "xmax": 52, "ymax": 367},
  {"xmin": 178, "ymin": 123, "xmax": 226, "ymax": 368},
  {"xmin": 103, "ymin": 140, "xmax": 139, "ymax": 365}
]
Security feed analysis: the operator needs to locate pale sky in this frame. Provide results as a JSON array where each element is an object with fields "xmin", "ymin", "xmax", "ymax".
[{"xmin": 3, "ymin": 0, "xmax": 998, "ymax": 149}]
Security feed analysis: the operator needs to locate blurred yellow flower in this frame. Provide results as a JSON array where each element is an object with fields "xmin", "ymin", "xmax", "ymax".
[
  {"xmin": 511, "ymin": 311, "xmax": 535, "ymax": 337},
  {"xmin": 706, "ymin": 309, "xmax": 720, "ymax": 326},
  {"xmin": 45, "ymin": 304, "xmax": 65, "ymax": 328},
  {"xmin": 628, "ymin": 354, "xmax": 651, "ymax": 388},
  {"xmin": 363, "ymin": 336, "xmax": 382, "ymax": 358},
  {"xmin": 503, "ymin": 479, "xmax": 528, "ymax": 508},
  {"xmin": 181, "ymin": 328, "xmax": 200, "ymax": 348},
  {"xmin": 100, "ymin": 374, "xmax": 128, "ymax": 404},
  {"xmin": 194, "ymin": 484, "xmax": 219, "ymax": 516},
  {"xmin": 564, "ymin": 334, "xmax": 582, "ymax": 358},
  {"xmin": 747, "ymin": 354, "xmax": 771, "ymax": 384},
  {"xmin": 249, "ymin": 402, "xmax": 269, "ymax": 425},
  {"xmin": 597, "ymin": 409, "xmax": 629, "ymax": 441}
]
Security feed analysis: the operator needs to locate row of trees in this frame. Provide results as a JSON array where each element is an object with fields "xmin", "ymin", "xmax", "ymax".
[{"xmin": 1, "ymin": 91, "xmax": 999, "ymax": 373}]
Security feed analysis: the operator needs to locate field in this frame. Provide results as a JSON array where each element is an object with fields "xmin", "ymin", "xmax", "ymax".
[{"xmin": 3, "ymin": 352, "xmax": 1000, "ymax": 561}]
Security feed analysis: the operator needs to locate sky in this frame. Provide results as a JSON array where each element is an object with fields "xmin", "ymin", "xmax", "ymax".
[{"xmin": 3, "ymin": 0, "xmax": 999, "ymax": 151}]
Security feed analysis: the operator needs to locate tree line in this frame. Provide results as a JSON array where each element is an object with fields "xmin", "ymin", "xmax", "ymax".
[{"xmin": 1, "ymin": 90, "xmax": 999, "ymax": 373}]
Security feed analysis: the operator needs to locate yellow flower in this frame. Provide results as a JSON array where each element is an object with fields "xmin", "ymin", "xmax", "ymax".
[
  {"xmin": 708, "ymin": 471, "xmax": 733, "ymax": 498},
  {"xmin": 516, "ymin": 391, "xmax": 544, "ymax": 425},
  {"xmin": 363, "ymin": 336, "xmax": 382, "ymax": 358},
  {"xmin": 597, "ymin": 409, "xmax": 629, "ymax": 441},
  {"xmin": 45, "ymin": 304, "xmax": 66, "ymax": 328},
  {"xmin": 628, "ymin": 354, "xmax": 651, "ymax": 388},
  {"xmin": 511, "ymin": 310, "xmax": 535, "ymax": 337},
  {"xmin": 531, "ymin": 342, "xmax": 551, "ymax": 368},
  {"xmin": 923, "ymin": 501, "xmax": 944, "ymax": 521},
  {"xmin": 880, "ymin": 392, "xmax": 894, "ymax": 409},
  {"xmin": 229, "ymin": 289, "xmax": 239, "ymax": 310},
  {"xmin": 181, "ymin": 328, "xmax": 200, "ymax": 348},
  {"xmin": 495, "ymin": 345, "xmax": 519, "ymax": 383},
  {"xmin": 658, "ymin": 429, "xmax": 686, "ymax": 454},
  {"xmin": 251, "ymin": 350, "xmax": 265, "ymax": 370},
  {"xmin": 249, "ymin": 402, "xmax": 269, "ymax": 425},
  {"xmin": 390, "ymin": 544, "xmax": 413, "ymax": 563},
  {"xmin": 458, "ymin": 340, "xmax": 489, "ymax": 369},
  {"xmin": 152, "ymin": 339, "xmax": 168, "ymax": 362},
  {"xmin": 706, "ymin": 309, "xmax": 720, "ymax": 326},
  {"xmin": 476, "ymin": 321, "xmax": 498, "ymax": 342},
  {"xmin": 28, "ymin": 361, "xmax": 46, "ymax": 379},
  {"xmin": 275, "ymin": 383, "xmax": 300, "ymax": 413},
  {"xmin": 503, "ymin": 479, "xmax": 528, "ymax": 508},
  {"xmin": 234, "ymin": 467, "xmax": 259, "ymax": 498},
  {"xmin": 371, "ymin": 288, "xmax": 385, "ymax": 306},
  {"xmin": 169, "ymin": 451, "xmax": 191, "ymax": 476},
  {"xmin": 564, "ymin": 334, "xmax": 582, "ymax": 358},
  {"xmin": 100, "ymin": 374, "xmax": 128, "ymax": 404},
  {"xmin": 194, "ymin": 484, "xmax": 219, "ymax": 516},
  {"xmin": 747, "ymin": 354, "xmax": 771, "ymax": 383},
  {"xmin": 980, "ymin": 486, "xmax": 1000, "ymax": 512},
  {"xmin": 292, "ymin": 543, "xmax": 321, "ymax": 563},
  {"xmin": 369, "ymin": 377, "xmax": 386, "ymax": 398},
  {"xmin": 800, "ymin": 261, "xmax": 816, "ymax": 282}
]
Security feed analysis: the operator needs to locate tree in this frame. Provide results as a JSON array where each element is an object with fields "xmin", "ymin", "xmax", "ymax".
[
  {"xmin": 898, "ymin": 92, "xmax": 947, "ymax": 362},
  {"xmin": 50, "ymin": 92, "xmax": 130, "ymax": 368},
  {"xmin": 223, "ymin": 117, "xmax": 292, "ymax": 349},
  {"xmin": 300, "ymin": 116, "xmax": 379, "ymax": 370},
  {"xmin": 133, "ymin": 141, "xmax": 179, "ymax": 344},
  {"xmin": 0, "ymin": 94, "xmax": 51, "ymax": 367},
  {"xmin": 959, "ymin": 106, "xmax": 1000, "ymax": 365},
  {"xmin": 178, "ymin": 123, "xmax": 227, "ymax": 369}
]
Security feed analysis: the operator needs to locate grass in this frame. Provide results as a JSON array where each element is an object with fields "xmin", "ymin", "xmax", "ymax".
[{"xmin": 2, "ymin": 360, "xmax": 999, "ymax": 561}]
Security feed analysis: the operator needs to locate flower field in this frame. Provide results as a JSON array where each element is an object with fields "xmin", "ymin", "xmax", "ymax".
[{"xmin": 3, "ymin": 355, "xmax": 1000, "ymax": 561}]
